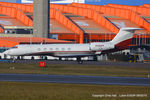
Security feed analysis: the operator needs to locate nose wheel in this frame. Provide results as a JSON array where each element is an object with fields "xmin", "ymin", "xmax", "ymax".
[
  {"xmin": 77, "ymin": 57, "xmax": 83, "ymax": 64},
  {"xmin": 12, "ymin": 57, "xmax": 16, "ymax": 63}
]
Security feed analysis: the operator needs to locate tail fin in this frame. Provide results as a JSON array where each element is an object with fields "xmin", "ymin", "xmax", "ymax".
[{"xmin": 111, "ymin": 27, "xmax": 142, "ymax": 49}]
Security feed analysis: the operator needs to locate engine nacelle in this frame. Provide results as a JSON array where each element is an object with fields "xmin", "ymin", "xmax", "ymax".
[{"xmin": 90, "ymin": 42, "xmax": 114, "ymax": 51}]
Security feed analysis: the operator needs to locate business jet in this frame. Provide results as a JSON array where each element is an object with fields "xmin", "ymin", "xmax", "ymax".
[{"xmin": 4, "ymin": 27, "xmax": 141, "ymax": 63}]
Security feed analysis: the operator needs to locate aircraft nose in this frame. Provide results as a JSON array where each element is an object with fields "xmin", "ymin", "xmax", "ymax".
[{"xmin": 4, "ymin": 50, "xmax": 11, "ymax": 55}]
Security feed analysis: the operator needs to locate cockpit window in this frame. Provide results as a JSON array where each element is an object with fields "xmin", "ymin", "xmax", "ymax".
[
  {"xmin": 9, "ymin": 46, "xmax": 18, "ymax": 49},
  {"xmin": 12, "ymin": 46, "xmax": 18, "ymax": 48}
]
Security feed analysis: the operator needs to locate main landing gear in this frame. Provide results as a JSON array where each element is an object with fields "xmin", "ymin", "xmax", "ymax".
[
  {"xmin": 12, "ymin": 56, "xmax": 16, "ymax": 63},
  {"xmin": 77, "ymin": 57, "xmax": 83, "ymax": 64}
]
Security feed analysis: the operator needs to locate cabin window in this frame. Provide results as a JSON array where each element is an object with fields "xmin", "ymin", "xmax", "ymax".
[
  {"xmin": 44, "ymin": 48, "xmax": 47, "ymax": 51},
  {"xmin": 68, "ymin": 48, "xmax": 71, "ymax": 51},
  {"xmin": 50, "ymin": 48, "xmax": 53, "ymax": 51},
  {"xmin": 38, "ymin": 48, "xmax": 41, "ymax": 51},
  {"xmin": 62, "ymin": 48, "xmax": 65, "ymax": 51},
  {"xmin": 56, "ymin": 48, "xmax": 59, "ymax": 51}
]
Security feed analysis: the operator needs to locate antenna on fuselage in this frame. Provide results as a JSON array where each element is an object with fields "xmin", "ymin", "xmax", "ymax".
[{"xmin": 41, "ymin": 40, "xmax": 46, "ymax": 45}]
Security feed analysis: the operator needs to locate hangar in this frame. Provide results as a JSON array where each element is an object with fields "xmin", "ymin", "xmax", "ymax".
[{"xmin": 0, "ymin": 1, "xmax": 149, "ymax": 46}]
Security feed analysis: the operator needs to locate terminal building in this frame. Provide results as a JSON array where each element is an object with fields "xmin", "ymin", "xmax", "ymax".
[{"xmin": 0, "ymin": 1, "xmax": 150, "ymax": 61}]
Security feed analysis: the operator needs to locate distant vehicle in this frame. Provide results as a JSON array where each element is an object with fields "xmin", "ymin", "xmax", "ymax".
[{"xmin": 4, "ymin": 27, "xmax": 141, "ymax": 63}]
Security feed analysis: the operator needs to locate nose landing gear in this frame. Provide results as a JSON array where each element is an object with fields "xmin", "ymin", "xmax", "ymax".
[{"xmin": 77, "ymin": 57, "xmax": 83, "ymax": 64}]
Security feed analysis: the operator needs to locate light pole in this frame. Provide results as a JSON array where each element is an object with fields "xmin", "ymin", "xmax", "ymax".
[
  {"xmin": 75, "ymin": 32, "xmax": 77, "ymax": 43},
  {"xmin": 135, "ymin": 34, "xmax": 138, "ymax": 46},
  {"xmin": 144, "ymin": 33, "xmax": 147, "ymax": 45},
  {"xmin": 30, "ymin": 28, "xmax": 32, "ymax": 44},
  {"xmin": 138, "ymin": 33, "xmax": 141, "ymax": 46}
]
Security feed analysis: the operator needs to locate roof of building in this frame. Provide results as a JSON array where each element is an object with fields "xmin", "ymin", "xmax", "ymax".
[
  {"xmin": 0, "ymin": 37, "xmax": 72, "ymax": 47},
  {"xmin": 0, "ymin": 16, "xmax": 26, "ymax": 27},
  {"xmin": 0, "ymin": 37, "xmax": 72, "ymax": 43},
  {"xmin": 0, "ymin": 2, "xmax": 150, "ymax": 44},
  {"xmin": 0, "ymin": 39, "xmax": 19, "ymax": 47}
]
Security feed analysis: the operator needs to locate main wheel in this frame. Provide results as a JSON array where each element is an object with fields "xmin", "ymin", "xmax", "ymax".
[
  {"xmin": 77, "ymin": 57, "xmax": 83, "ymax": 64},
  {"xmin": 78, "ymin": 60, "xmax": 83, "ymax": 64},
  {"xmin": 31, "ymin": 56, "xmax": 34, "ymax": 60}
]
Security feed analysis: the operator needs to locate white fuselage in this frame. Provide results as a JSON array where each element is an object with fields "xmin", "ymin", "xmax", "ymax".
[
  {"xmin": 4, "ymin": 28, "xmax": 141, "ymax": 57},
  {"xmin": 4, "ymin": 42, "xmax": 114, "ymax": 57}
]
